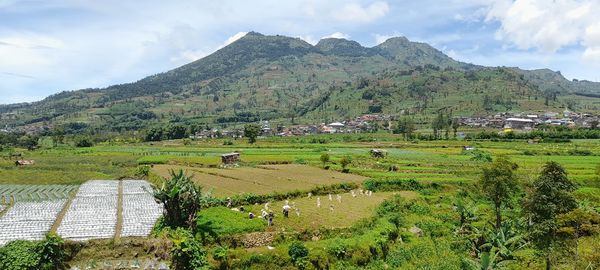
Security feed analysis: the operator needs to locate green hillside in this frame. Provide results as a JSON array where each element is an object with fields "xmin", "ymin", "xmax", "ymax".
[{"xmin": 1, "ymin": 32, "xmax": 599, "ymax": 132}]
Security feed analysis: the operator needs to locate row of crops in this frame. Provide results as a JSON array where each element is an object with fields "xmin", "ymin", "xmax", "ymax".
[{"xmin": 0, "ymin": 184, "xmax": 77, "ymax": 202}]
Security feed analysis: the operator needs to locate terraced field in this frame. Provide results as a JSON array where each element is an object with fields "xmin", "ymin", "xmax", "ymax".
[
  {"xmin": 152, "ymin": 164, "xmax": 367, "ymax": 196},
  {"xmin": 0, "ymin": 184, "xmax": 77, "ymax": 202},
  {"xmin": 0, "ymin": 180, "xmax": 162, "ymax": 245}
]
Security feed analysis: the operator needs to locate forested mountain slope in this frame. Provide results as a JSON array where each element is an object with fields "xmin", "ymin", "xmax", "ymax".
[{"xmin": 1, "ymin": 32, "xmax": 599, "ymax": 132}]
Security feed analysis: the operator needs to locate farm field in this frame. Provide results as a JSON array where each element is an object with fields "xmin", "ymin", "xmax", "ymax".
[
  {"xmin": 1, "ymin": 135, "xmax": 600, "ymax": 269},
  {"xmin": 244, "ymin": 190, "xmax": 415, "ymax": 231},
  {"xmin": 152, "ymin": 164, "xmax": 367, "ymax": 196},
  {"xmin": 0, "ymin": 180, "xmax": 162, "ymax": 246}
]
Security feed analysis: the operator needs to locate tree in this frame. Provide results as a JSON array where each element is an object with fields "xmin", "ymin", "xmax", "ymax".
[
  {"xmin": 557, "ymin": 209, "xmax": 600, "ymax": 270},
  {"xmin": 480, "ymin": 157, "xmax": 519, "ymax": 230},
  {"xmin": 394, "ymin": 117, "xmax": 415, "ymax": 140},
  {"xmin": 452, "ymin": 118, "xmax": 460, "ymax": 138},
  {"xmin": 51, "ymin": 127, "xmax": 65, "ymax": 147},
  {"xmin": 243, "ymin": 124, "xmax": 261, "ymax": 144},
  {"xmin": 525, "ymin": 161, "xmax": 577, "ymax": 270},
  {"xmin": 18, "ymin": 135, "xmax": 39, "ymax": 151},
  {"xmin": 153, "ymin": 169, "xmax": 202, "ymax": 229},
  {"xmin": 320, "ymin": 152, "xmax": 330, "ymax": 166},
  {"xmin": 432, "ymin": 112, "xmax": 448, "ymax": 139}
]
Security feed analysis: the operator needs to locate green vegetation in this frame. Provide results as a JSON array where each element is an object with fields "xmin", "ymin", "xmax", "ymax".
[
  {"xmin": 0, "ymin": 234, "xmax": 66, "ymax": 270},
  {"xmin": 0, "ymin": 134, "xmax": 599, "ymax": 269},
  {"xmin": 153, "ymin": 170, "xmax": 202, "ymax": 229}
]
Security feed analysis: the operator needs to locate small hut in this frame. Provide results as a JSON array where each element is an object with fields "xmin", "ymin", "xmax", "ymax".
[
  {"xmin": 221, "ymin": 152, "xmax": 240, "ymax": 164},
  {"xmin": 370, "ymin": 149, "xmax": 387, "ymax": 158},
  {"xmin": 15, "ymin": 160, "xmax": 35, "ymax": 166}
]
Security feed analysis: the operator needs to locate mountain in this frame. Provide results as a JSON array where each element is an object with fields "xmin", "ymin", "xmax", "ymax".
[{"xmin": 1, "ymin": 32, "xmax": 599, "ymax": 132}]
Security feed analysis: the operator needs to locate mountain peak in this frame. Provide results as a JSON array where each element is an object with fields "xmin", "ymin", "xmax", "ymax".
[{"xmin": 315, "ymin": 38, "xmax": 371, "ymax": 56}]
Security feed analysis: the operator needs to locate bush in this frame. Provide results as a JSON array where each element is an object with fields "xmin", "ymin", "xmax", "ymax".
[
  {"xmin": 0, "ymin": 240, "xmax": 41, "ymax": 270},
  {"xmin": 327, "ymin": 239, "xmax": 349, "ymax": 259},
  {"xmin": 223, "ymin": 140, "xmax": 234, "ymax": 146},
  {"xmin": 135, "ymin": 165, "xmax": 151, "ymax": 177},
  {"xmin": 363, "ymin": 179, "xmax": 423, "ymax": 192},
  {"xmin": 170, "ymin": 229, "xmax": 209, "ymax": 270},
  {"xmin": 465, "ymin": 149, "xmax": 492, "ymax": 162},
  {"xmin": 288, "ymin": 241, "xmax": 309, "ymax": 269},
  {"xmin": 74, "ymin": 137, "xmax": 93, "ymax": 147},
  {"xmin": 0, "ymin": 234, "xmax": 66, "ymax": 270}
]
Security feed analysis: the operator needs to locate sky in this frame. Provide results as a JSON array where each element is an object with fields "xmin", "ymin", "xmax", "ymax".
[{"xmin": 1, "ymin": 0, "xmax": 599, "ymax": 104}]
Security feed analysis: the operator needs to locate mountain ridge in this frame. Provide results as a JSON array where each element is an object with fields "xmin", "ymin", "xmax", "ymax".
[{"xmin": 1, "ymin": 32, "xmax": 599, "ymax": 131}]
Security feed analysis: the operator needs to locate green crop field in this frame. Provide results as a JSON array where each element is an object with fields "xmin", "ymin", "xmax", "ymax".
[{"xmin": 2, "ymin": 135, "xmax": 600, "ymax": 269}]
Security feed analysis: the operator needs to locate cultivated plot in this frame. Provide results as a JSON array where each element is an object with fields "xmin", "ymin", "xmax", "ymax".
[
  {"xmin": 57, "ymin": 180, "xmax": 118, "ymax": 241},
  {"xmin": 0, "ymin": 200, "xmax": 66, "ymax": 246},
  {"xmin": 0, "ymin": 184, "xmax": 77, "ymax": 202},
  {"xmin": 153, "ymin": 164, "xmax": 368, "ymax": 196},
  {"xmin": 121, "ymin": 180, "xmax": 163, "ymax": 237}
]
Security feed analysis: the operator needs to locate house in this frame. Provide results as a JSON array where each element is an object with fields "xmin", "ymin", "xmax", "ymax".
[
  {"xmin": 505, "ymin": 118, "xmax": 535, "ymax": 130},
  {"xmin": 221, "ymin": 152, "xmax": 240, "ymax": 164}
]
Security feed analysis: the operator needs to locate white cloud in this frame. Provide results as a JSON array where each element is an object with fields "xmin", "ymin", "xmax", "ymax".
[
  {"xmin": 221, "ymin": 31, "xmax": 248, "ymax": 48},
  {"xmin": 332, "ymin": 1, "xmax": 389, "ymax": 23},
  {"xmin": 484, "ymin": 0, "xmax": 600, "ymax": 61},
  {"xmin": 169, "ymin": 49, "xmax": 208, "ymax": 63},
  {"xmin": 322, "ymin": 32, "xmax": 350, "ymax": 39},
  {"xmin": 374, "ymin": 33, "xmax": 397, "ymax": 44},
  {"xmin": 298, "ymin": 35, "xmax": 318, "ymax": 45}
]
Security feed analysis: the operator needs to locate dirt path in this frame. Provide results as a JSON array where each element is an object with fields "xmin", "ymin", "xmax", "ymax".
[
  {"xmin": 50, "ymin": 186, "xmax": 80, "ymax": 233},
  {"xmin": 114, "ymin": 180, "xmax": 124, "ymax": 240}
]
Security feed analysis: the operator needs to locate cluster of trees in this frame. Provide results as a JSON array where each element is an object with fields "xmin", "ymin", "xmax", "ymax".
[
  {"xmin": 468, "ymin": 126, "xmax": 600, "ymax": 141},
  {"xmin": 470, "ymin": 159, "xmax": 599, "ymax": 269},
  {"xmin": 393, "ymin": 114, "xmax": 459, "ymax": 140},
  {"xmin": 0, "ymin": 132, "xmax": 39, "ymax": 151},
  {"xmin": 144, "ymin": 125, "xmax": 189, "ymax": 142},
  {"xmin": 431, "ymin": 112, "xmax": 459, "ymax": 139}
]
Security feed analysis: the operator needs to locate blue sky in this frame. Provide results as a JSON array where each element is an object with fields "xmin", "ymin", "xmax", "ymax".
[{"xmin": 1, "ymin": 0, "xmax": 599, "ymax": 104}]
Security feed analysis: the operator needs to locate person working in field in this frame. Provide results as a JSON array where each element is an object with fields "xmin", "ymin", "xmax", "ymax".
[
  {"xmin": 282, "ymin": 204, "xmax": 291, "ymax": 218},
  {"xmin": 268, "ymin": 211, "xmax": 274, "ymax": 226},
  {"xmin": 248, "ymin": 212, "xmax": 255, "ymax": 219}
]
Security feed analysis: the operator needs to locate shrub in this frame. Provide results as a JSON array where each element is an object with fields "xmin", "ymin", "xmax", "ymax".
[
  {"xmin": 327, "ymin": 239, "xmax": 349, "ymax": 259},
  {"xmin": 74, "ymin": 137, "xmax": 93, "ymax": 147},
  {"xmin": 0, "ymin": 234, "xmax": 67, "ymax": 270},
  {"xmin": 223, "ymin": 140, "xmax": 234, "ymax": 146},
  {"xmin": 213, "ymin": 245, "xmax": 229, "ymax": 270},
  {"xmin": 0, "ymin": 240, "xmax": 41, "ymax": 270},
  {"xmin": 363, "ymin": 179, "xmax": 423, "ymax": 192},
  {"xmin": 170, "ymin": 229, "xmax": 209, "ymax": 270},
  {"xmin": 38, "ymin": 233, "xmax": 67, "ymax": 270},
  {"xmin": 135, "ymin": 165, "xmax": 151, "ymax": 177},
  {"xmin": 288, "ymin": 241, "xmax": 309, "ymax": 269},
  {"xmin": 465, "ymin": 149, "xmax": 492, "ymax": 162}
]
